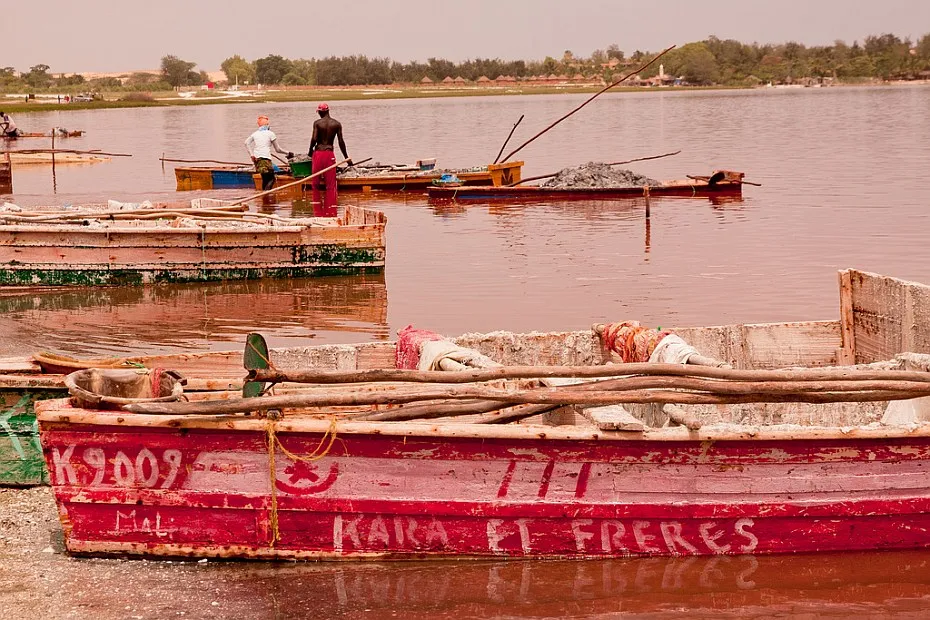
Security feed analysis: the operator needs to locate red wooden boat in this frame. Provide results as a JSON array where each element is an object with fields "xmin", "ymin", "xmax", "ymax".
[
  {"xmin": 36, "ymin": 269, "xmax": 930, "ymax": 560},
  {"xmin": 427, "ymin": 170, "xmax": 746, "ymax": 201}
]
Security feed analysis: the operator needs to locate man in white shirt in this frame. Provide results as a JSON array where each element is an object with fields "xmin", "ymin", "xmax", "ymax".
[
  {"xmin": 0, "ymin": 112, "xmax": 19, "ymax": 138},
  {"xmin": 245, "ymin": 115, "xmax": 293, "ymax": 191}
]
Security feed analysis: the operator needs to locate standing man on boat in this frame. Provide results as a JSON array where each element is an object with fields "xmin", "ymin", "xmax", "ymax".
[
  {"xmin": 0, "ymin": 112, "xmax": 19, "ymax": 138},
  {"xmin": 308, "ymin": 103, "xmax": 351, "ymax": 212},
  {"xmin": 245, "ymin": 115, "xmax": 293, "ymax": 192}
]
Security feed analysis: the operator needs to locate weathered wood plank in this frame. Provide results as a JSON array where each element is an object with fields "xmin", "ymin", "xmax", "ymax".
[
  {"xmin": 580, "ymin": 405, "xmax": 644, "ymax": 431},
  {"xmin": 849, "ymin": 269, "xmax": 930, "ymax": 363}
]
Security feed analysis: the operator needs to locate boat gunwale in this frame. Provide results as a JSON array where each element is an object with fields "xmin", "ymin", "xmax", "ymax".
[{"xmin": 34, "ymin": 399, "xmax": 930, "ymax": 443}]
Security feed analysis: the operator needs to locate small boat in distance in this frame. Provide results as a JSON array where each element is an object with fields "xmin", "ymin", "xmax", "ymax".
[
  {"xmin": 35, "ymin": 269, "xmax": 930, "ymax": 560},
  {"xmin": 253, "ymin": 161, "xmax": 525, "ymax": 199}
]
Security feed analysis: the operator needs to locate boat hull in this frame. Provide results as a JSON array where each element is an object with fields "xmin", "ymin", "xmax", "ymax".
[
  {"xmin": 427, "ymin": 181, "xmax": 743, "ymax": 201},
  {"xmin": 258, "ymin": 161, "xmax": 524, "ymax": 199},
  {"xmin": 175, "ymin": 167, "xmax": 256, "ymax": 191},
  {"xmin": 0, "ymin": 206, "xmax": 386, "ymax": 287},
  {"xmin": 36, "ymin": 411, "xmax": 930, "ymax": 559}
]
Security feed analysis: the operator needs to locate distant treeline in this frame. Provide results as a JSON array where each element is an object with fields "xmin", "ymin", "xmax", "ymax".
[{"xmin": 3, "ymin": 33, "xmax": 930, "ymax": 93}]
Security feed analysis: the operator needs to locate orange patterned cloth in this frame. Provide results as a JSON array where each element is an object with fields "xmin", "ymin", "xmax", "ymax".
[{"xmin": 600, "ymin": 321, "xmax": 672, "ymax": 363}]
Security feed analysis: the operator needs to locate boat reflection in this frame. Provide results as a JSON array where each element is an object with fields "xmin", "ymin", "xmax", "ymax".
[
  {"xmin": 112, "ymin": 550, "xmax": 930, "ymax": 618},
  {"xmin": 0, "ymin": 274, "xmax": 388, "ymax": 356}
]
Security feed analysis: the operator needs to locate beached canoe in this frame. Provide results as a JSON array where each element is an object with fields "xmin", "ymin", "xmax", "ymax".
[
  {"xmin": 257, "ymin": 161, "xmax": 525, "ymax": 200},
  {"xmin": 0, "ymin": 203, "xmax": 385, "ymax": 287},
  {"xmin": 175, "ymin": 166, "xmax": 265, "ymax": 191},
  {"xmin": 34, "ymin": 268, "xmax": 930, "ymax": 559},
  {"xmin": 427, "ymin": 171, "xmax": 746, "ymax": 201}
]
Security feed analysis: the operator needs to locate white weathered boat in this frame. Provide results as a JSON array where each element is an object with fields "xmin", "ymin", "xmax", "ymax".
[{"xmin": 0, "ymin": 202, "xmax": 386, "ymax": 287}]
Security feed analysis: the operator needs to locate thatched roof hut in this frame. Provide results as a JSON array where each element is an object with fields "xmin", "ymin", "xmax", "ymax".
[
  {"xmin": 420, "ymin": 76, "xmax": 433, "ymax": 84},
  {"xmin": 476, "ymin": 75, "xmax": 491, "ymax": 83},
  {"xmin": 442, "ymin": 76, "xmax": 454, "ymax": 84},
  {"xmin": 454, "ymin": 76, "xmax": 467, "ymax": 84}
]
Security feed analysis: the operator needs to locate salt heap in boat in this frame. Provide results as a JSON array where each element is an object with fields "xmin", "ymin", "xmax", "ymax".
[{"xmin": 542, "ymin": 162, "xmax": 659, "ymax": 188}]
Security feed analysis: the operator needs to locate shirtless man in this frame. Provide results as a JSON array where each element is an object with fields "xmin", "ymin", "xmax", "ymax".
[{"xmin": 308, "ymin": 103, "xmax": 351, "ymax": 210}]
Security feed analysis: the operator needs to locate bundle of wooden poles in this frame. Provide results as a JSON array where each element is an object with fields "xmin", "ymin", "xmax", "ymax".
[{"xmin": 125, "ymin": 363, "xmax": 930, "ymax": 429}]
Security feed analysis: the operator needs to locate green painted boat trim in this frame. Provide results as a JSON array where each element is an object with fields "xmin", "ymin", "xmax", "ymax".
[
  {"xmin": 0, "ymin": 252, "xmax": 384, "ymax": 287},
  {"xmin": 0, "ymin": 389, "xmax": 63, "ymax": 486}
]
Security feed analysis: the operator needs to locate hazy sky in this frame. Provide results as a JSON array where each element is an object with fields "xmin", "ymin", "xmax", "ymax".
[{"xmin": 5, "ymin": 0, "xmax": 930, "ymax": 73}]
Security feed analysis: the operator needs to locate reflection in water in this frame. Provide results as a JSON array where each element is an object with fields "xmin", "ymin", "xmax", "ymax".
[
  {"xmin": 0, "ymin": 274, "xmax": 388, "ymax": 356},
  {"xmin": 75, "ymin": 551, "xmax": 929, "ymax": 618}
]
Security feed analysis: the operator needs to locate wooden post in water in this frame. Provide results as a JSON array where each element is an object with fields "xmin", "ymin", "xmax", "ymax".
[{"xmin": 0, "ymin": 153, "xmax": 12, "ymax": 194}]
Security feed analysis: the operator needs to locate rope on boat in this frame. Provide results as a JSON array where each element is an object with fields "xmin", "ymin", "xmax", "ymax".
[{"xmin": 265, "ymin": 414, "xmax": 339, "ymax": 546}]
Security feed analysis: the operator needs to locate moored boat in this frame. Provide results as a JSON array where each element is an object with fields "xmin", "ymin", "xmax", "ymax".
[
  {"xmin": 0, "ymin": 202, "xmax": 386, "ymax": 287},
  {"xmin": 35, "ymin": 269, "xmax": 930, "ymax": 560},
  {"xmin": 427, "ymin": 170, "xmax": 746, "ymax": 201},
  {"xmin": 175, "ymin": 165, "xmax": 268, "ymax": 191},
  {"xmin": 258, "ymin": 161, "xmax": 524, "ymax": 199}
]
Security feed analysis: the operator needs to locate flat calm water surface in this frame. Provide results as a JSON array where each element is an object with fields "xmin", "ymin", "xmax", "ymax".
[
  {"xmin": 4, "ymin": 85, "xmax": 930, "ymax": 355},
  {"xmin": 4, "ymin": 87, "xmax": 930, "ymax": 617}
]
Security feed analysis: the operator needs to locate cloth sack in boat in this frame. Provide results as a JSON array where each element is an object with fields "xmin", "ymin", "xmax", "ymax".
[
  {"xmin": 648, "ymin": 334, "xmax": 700, "ymax": 365},
  {"xmin": 65, "ymin": 368, "xmax": 185, "ymax": 410},
  {"xmin": 417, "ymin": 339, "xmax": 502, "ymax": 372},
  {"xmin": 882, "ymin": 352, "xmax": 930, "ymax": 425}
]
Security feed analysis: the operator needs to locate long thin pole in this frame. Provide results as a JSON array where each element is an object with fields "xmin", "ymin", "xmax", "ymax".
[
  {"xmin": 506, "ymin": 150, "xmax": 682, "ymax": 187},
  {"xmin": 2, "ymin": 148, "xmax": 132, "ymax": 157},
  {"xmin": 228, "ymin": 157, "xmax": 371, "ymax": 206},
  {"xmin": 492, "ymin": 114, "xmax": 524, "ymax": 164},
  {"xmin": 160, "ymin": 156, "xmax": 252, "ymax": 166},
  {"xmin": 500, "ymin": 45, "xmax": 676, "ymax": 164}
]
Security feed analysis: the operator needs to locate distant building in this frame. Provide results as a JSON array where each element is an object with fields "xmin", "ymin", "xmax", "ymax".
[
  {"xmin": 442, "ymin": 76, "xmax": 454, "ymax": 84},
  {"xmin": 420, "ymin": 76, "xmax": 433, "ymax": 84},
  {"xmin": 454, "ymin": 76, "xmax": 467, "ymax": 84},
  {"xmin": 476, "ymin": 76, "xmax": 491, "ymax": 83}
]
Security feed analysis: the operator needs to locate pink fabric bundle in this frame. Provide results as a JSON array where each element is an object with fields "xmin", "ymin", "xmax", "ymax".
[{"xmin": 395, "ymin": 325, "xmax": 445, "ymax": 369}]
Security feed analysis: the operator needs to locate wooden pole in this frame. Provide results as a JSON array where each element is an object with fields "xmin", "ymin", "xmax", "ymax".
[
  {"xmin": 248, "ymin": 364, "xmax": 930, "ymax": 386},
  {"xmin": 124, "ymin": 384, "xmax": 930, "ymax": 416},
  {"xmin": 499, "ymin": 45, "xmax": 676, "ymax": 163},
  {"xmin": 506, "ymin": 150, "xmax": 682, "ymax": 187},
  {"xmin": 2, "ymin": 148, "xmax": 132, "ymax": 157},
  {"xmin": 160, "ymin": 156, "xmax": 252, "ymax": 166},
  {"xmin": 227, "ymin": 157, "xmax": 371, "ymax": 206},
  {"xmin": 492, "ymin": 114, "xmax": 524, "ymax": 164}
]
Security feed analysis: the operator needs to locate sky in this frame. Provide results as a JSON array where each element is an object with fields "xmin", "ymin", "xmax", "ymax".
[{"xmin": 4, "ymin": 0, "xmax": 930, "ymax": 73}]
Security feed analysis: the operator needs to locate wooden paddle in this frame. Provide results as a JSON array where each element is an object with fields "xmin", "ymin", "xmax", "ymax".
[
  {"xmin": 242, "ymin": 333, "xmax": 271, "ymax": 398},
  {"xmin": 228, "ymin": 156, "xmax": 371, "ymax": 206}
]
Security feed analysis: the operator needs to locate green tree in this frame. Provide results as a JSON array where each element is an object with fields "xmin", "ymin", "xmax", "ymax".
[
  {"xmin": 24, "ymin": 64, "xmax": 52, "ymax": 89},
  {"xmin": 666, "ymin": 42, "xmax": 719, "ymax": 84},
  {"xmin": 161, "ymin": 55, "xmax": 199, "ymax": 87},
  {"xmin": 254, "ymin": 55, "xmax": 293, "ymax": 85},
  {"xmin": 221, "ymin": 55, "xmax": 255, "ymax": 85}
]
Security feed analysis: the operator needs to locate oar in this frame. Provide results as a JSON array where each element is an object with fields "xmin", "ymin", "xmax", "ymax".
[
  {"xmin": 507, "ymin": 150, "xmax": 683, "ymax": 187},
  {"xmin": 243, "ymin": 333, "xmax": 271, "ymax": 398},
  {"xmin": 227, "ymin": 157, "xmax": 371, "ymax": 206},
  {"xmin": 492, "ymin": 114, "xmax": 524, "ymax": 164},
  {"xmin": 160, "ymin": 156, "xmax": 253, "ymax": 166}
]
